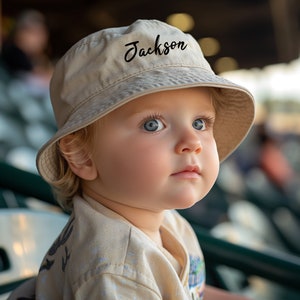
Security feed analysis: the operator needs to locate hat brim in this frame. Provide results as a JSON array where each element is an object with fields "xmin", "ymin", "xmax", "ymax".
[{"xmin": 37, "ymin": 65, "xmax": 255, "ymax": 183}]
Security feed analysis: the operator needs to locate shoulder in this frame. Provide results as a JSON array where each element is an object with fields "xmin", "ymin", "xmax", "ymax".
[
  {"xmin": 70, "ymin": 196, "xmax": 135, "ymax": 263},
  {"xmin": 37, "ymin": 196, "xmax": 164, "ymax": 296},
  {"xmin": 38, "ymin": 197, "xmax": 135, "ymax": 279},
  {"xmin": 70, "ymin": 200, "xmax": 177, "ymax": 263}
]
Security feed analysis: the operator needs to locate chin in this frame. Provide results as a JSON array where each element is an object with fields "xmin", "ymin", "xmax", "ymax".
[
  {"xmin": 173, "ymin": 189, "xmax": 206, "ymax": 208},
  {"xmin": 170, "ymin": 197, "xmax": 201, "ymax": 210}
]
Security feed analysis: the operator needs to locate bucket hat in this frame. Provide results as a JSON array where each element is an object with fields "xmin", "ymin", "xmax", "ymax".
[{"xmin": 37, "ymin": 19, "xmax": 255, "ymax": 183}]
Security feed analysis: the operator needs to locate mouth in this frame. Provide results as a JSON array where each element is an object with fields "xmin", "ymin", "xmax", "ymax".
[{"xmin": 171, "ymin": 165, "xmax": 201, "ymax": 179}]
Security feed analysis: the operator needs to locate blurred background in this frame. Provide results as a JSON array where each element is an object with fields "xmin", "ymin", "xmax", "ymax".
[{"xmin": 0, "ymin": 0, "xmax": 300, "ymax": 299}]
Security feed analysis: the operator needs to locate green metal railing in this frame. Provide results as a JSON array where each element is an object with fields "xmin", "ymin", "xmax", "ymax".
[
  {"xmin": 0, "ymin": 161, "xmax": 55, "ymax": 205},
  {"xmin": 191, "ymin": 224, "xmax": 300, "ymax": 290}
]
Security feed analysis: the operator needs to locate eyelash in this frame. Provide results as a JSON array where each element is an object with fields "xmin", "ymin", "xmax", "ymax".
[
  {"xmin": 199, "ymin": 116, "xmax": 215, "ymax": 129},
  {"xmin": 144, "ymin": 113, "xmax": 163, "ymax": 121}
]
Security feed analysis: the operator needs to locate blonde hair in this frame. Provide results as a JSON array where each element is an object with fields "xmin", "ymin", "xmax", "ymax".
[{"xmin": 51, "ymin": 121, "xmax": 99, "ymax": 211}]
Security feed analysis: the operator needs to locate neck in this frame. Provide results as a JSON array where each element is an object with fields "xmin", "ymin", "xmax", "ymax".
[
  {"xmin": 129, "ymin": 211, "xmax": 164, "ymax": 247},
  {"xmin": 83, "ymin": 188, "xmax": 165, "ymax": 246}
]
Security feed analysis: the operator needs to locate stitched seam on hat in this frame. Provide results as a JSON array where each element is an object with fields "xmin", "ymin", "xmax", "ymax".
[{"xmin": 70, "ymin": 64, "xmax": 209, "ymax": 113}]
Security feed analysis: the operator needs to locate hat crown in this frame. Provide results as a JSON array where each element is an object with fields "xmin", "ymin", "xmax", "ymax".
[{"xmin": 50, "ymin": 19, "xmax": 212, "ymax": 128}]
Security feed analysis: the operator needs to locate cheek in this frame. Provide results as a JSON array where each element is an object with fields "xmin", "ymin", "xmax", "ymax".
[
  {"xmin": 97, "ymin": 141, "xmax": 168, "ymax": 194},
  {"xmin": 201, "ymin": 137, "xmax": 219, "ymax": 175},
  {"xmin": 207, "ymin": 140, "xmax": 220, "ymax": 181},
  {"xmin": 116, "ymin": 144, "xmax": 166, "ymax": 182}
]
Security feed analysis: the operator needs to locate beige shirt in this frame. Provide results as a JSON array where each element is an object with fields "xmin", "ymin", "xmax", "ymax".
[{"xmin": 36, "ymin": 195, "xmax": 205, "ymax": 299}]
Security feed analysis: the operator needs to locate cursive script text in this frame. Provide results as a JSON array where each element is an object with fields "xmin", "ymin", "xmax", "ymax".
[{"xmin": 124, "ymin": 34, "xmax": 188, "ymax": 62}]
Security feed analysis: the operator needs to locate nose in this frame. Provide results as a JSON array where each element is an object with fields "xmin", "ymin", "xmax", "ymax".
[{"xmin": 175, "ymin": 128, "xmax": 202, "ymax": 154}]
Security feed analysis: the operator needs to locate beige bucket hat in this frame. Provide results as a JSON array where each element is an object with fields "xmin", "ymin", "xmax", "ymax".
[{"xmin": 37, "ymin": 19, "xmax": 255, "ymax": 183}]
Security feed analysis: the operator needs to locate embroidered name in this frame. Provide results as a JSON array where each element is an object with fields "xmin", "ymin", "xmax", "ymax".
[{"xmin": 124, "ymin": 34, "xmax": 188, "ymax": 62}]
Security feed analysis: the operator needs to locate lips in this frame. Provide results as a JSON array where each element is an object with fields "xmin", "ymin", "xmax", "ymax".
[{"xmin": 171, "ymin": 165, "xmax": 201, "ymax": 179}]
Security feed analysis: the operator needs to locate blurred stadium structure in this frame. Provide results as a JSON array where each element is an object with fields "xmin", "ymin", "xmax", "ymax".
[{"xmin": 1, "ymin": 1, "xmax": 300, "ymax": 299}]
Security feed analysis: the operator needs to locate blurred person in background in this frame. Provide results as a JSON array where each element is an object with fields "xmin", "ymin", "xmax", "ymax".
[
  {"xmin": 257, "ymin": 123, "xmax": 295, "ymax": 192},
  {"xmin": 0, "ymin": 9, "xmax": 53, "ymax": 89}
]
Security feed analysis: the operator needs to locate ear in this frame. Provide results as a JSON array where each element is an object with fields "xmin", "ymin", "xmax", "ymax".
[{"xmin": 59, "ymin": 136, "xmax": 98, "ymax": 181}]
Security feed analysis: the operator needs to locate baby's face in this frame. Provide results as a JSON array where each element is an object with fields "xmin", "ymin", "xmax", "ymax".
[{"xmin": 83, "ymin": 87, "xmax": 219, "ymax": 212}]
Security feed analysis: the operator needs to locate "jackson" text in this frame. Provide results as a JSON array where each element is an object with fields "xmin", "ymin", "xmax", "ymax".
[{"xmin": 124, "ymin": 34, "xmax": 188, "ymax": 62}]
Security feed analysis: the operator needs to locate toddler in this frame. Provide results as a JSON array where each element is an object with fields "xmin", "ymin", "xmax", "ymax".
[{"xmin": 34, "ymin": 19, "xmax": 254, "ymax": 299}]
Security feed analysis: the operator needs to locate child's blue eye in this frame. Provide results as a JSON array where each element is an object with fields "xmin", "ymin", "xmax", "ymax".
[
  {"xmin": 143, "ymin": 119, "xmax": 164, "ymax": 132},
  {"xmin": 193, "ymin": 118, "xmax": 206, "ymax": 130}
]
